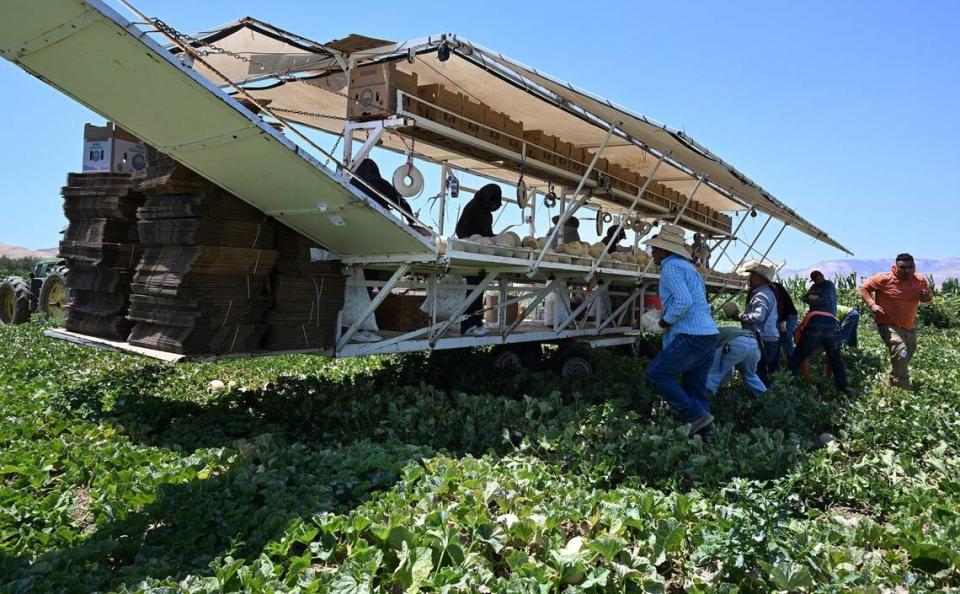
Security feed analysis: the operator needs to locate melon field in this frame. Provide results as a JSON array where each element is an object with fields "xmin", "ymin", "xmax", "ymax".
[{"xmin": 1, "ymin": 297, "xmax": 960, "ymax": 592}]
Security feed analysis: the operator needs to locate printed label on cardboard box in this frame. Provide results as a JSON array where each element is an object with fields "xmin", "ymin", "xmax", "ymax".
[
  {"xmin": 113, "ymin": 139, "xmax": 146, "ymax": 173},
  {"xmin": 83, "ymin": 140, "xmax": 112, "ymax": 172}
]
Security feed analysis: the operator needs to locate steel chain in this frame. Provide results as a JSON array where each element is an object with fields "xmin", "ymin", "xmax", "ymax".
[{"xmin": 270, "ymin": 107, "xmax": 349, "ymax": 122}]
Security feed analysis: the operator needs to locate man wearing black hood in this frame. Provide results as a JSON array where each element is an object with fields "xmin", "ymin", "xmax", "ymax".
[
  {"xmin": 455, "ymin": 184, "xmax": 504, "ymax": 335},
  {"xmin": 350, "ymin": 159, "xmax": 414, "ymax": 223},
  {"xmin": 602, "ymin": 224, "xmax": 627, "ymax": 253},
  {"xmin": 455, "ymin": 183, "xmax": 503, "ymax": 239}
]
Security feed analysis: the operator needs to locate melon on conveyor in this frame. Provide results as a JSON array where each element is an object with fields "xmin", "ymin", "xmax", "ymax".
[
  {"xmin": 474, "ymin": 237, "xmax": 497, "ymax": 255},
  {"xmin": 494, "ymin": 231, "xmax": 520, "ymax": 248},
  {"xmin": 521, "ymin": 236, "xmax": 538, "ymax": 249}
]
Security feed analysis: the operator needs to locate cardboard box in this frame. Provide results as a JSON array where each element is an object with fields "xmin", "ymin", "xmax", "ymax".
[
  {"xmin": 347, "ymin": 62, "xmax": 419, "ymax": 121},
  {"xmin": 460, "ymin": 97, "xmax": 485, "ymax": 138},
  {"xmin": 555, "ymin": 140, "xmax": 573, "ymax": 171},
  {"xmin": 718, "ymin": 213, "xmax": 733, "ymax": 233},
  {"xmin": 418, "ymin": 83, "xmax": 462, "ymax": 129},
  {"xmin": 523, "ymin": 130, "xmax": 555, "ymax": 166},
  {"xmin": 83, "ymin": 122, "xmax": 146, "ymax": 174},
  {"xmin": 484, "ymin": 295, "xmax": 519, "ymax": 324},
  {"xmin": 609, "ymin": 164, "xmax": 632, "ymax": 192},
  {"xmin": 482, "ymin": 110, "xmax": 504, "ymax": 146},
  {"xmin": 375, "ymin": 292, "xmax": 429, "ymax": 331},
  {"xmin": 500, "ymin": 116, "xmax": 524, "ymax": 153},
  {"xmin": 646, "ymin": 182, "xmax": 669, "ymax": 208},
  {"xmin": 568, "ymin": 147, "xmax": 587, "ymax": 176}
]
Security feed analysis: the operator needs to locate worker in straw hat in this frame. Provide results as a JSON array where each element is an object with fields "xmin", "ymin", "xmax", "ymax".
[
  {"xmin": 643, "ymin": 224, "xmax": 719, "ymax": 437},
  {"xmin": 725, "ymin": 261, "xmax": 780, "ymax": 386}
]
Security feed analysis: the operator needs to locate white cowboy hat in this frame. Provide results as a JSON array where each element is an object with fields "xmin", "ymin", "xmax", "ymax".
[
  {"xmin": 643, "ymin": 224, "xmax": 691, "ymax": 258},
  {"xmin": 738, "ymin": 260, "xmax": 775, "ymax": 282}
]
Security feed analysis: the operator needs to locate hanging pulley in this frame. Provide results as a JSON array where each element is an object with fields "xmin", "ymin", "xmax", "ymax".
[
  {"xmin": 516, "ymin": 174, "xmax": 528, "ymax": 209},
  {"xmin": 543, "ymin": 189, "xmax": 557, "ymax": 209},
  {"xmin": 595, "ymin": 209, "xmax": 613, "ymax": 236}
]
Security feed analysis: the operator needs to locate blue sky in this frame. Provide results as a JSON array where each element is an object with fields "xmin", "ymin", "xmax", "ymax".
[{"xmin": 1, "ymin": 0, "xmax": 957, "ymax": 269}]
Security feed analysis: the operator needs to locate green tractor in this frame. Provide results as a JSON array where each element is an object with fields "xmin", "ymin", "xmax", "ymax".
[{"xmin": 0, "ymin": 258, "xmax": 70, "ymax": 326}]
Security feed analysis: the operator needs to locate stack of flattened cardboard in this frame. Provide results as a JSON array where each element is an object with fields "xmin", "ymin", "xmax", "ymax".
[
  {"xmin": 126, "ymin": 157, "xmax": 280, "ymax": 354},
  {"xmin": 60, "ymin": 172, "xmax": 144, "ymax": 340},
  {"xmin": 263, "ymin": 228, "xmax": 344, "ymax": 351}
]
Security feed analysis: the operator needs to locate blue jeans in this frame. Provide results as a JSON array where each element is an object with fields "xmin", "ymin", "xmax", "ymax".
[
  {"xmin": 758, "ymin": 339, "xmax": 781, "ymax": 387},
  {"xmin": 706, "ymin": 336, "xmax": 767, "ymax": 397},
  {"xmin": 645, "ymin": 333, "xmax": 717, "ymax": 423},
  {"xmin": 789, "ymin": 316, "xmax": 848, "ymax": 391},
  {"xmin": 780, "ymin": 314, "xmax": 798, "ymax": 358},
  {"xmin": 840, "ymin": 309, "xmax": 860, "ymax": 348}
]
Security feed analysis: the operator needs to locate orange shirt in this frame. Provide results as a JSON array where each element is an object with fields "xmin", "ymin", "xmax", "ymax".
[{"xmin": 859, "ymin": 268, "xmax": 931, "ymax": 329}]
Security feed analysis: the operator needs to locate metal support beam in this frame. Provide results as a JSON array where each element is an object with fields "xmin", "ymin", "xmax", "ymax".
[
  {"xmin": 347, "ymin": 123, "xmax": 387, "ymax": 171},
  {"xmin": 671, "ymin": 176, "xmax": 704, "ymax": 225},
  {"xmin": 505, "ymin": 279, "xmax": 559, "ymax": 337},
  {"xmin": 599, "ymin": 287, "xmax": 642, "ymax": 330},
  {"xmin": 428, "ymin": 272, "xmax": 497, "ymax": 345},
  {"xmin": 710, "ymin": 214, "xmax": 776, "ymax": 305},
  {"xmin": 584, "ymin": 155, "xmax": 668, "ymax": 281},
  {"xmin": 531, "ymin": 121, "xmax": 620, "ymax": 272},
  {"xmin": 337, "ymin": 264, "xmax": 410, "ymax": 350},
  {"xmin": 709, "ymin": 210, "xmax": 750, "ymax": 270},
  {"xmin": 758, "ymin": 221, "xmax": 789, "ymax": 265},
  {"xmin": 557, "ymin": 285, "xmax": 607, "ymax": 332}
]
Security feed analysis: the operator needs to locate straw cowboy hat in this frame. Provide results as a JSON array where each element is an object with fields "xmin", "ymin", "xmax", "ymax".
[
  {"xmin": 644, "ymin": 224, "xmax": 691, "ymax": 258},
  {"xmin": 739, "ymin": 260, "xmax": 775, "ymax": 282}
]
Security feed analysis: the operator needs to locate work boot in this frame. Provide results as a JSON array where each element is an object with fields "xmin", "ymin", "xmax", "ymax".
[{"xmin": 688, "ymin": 412, "xmax": 714, "ymax": 437}]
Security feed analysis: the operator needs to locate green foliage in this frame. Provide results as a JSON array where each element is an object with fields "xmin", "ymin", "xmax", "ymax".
[
  {"xmin": 941, "ymin": 277, "xmax": 960, "ymax": 295},
  {"xmin": 1, "ymin": 320, "xmax": 960, "ymax": 592},
  {"xmin": 0, "ymin": 256, "xmax": 40, "ymax": 278},
  {"xmin": 918, "ymin": 294, "xmax": 960, "ymax": 329}
]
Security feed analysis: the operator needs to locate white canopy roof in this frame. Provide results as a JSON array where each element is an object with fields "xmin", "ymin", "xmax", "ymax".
[{"xmin": 185, "ymin": 19, "xmax": 851, "ymax": 254}]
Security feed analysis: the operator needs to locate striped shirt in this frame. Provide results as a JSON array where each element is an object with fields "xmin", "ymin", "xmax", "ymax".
[{"xmin": 658, "ymin": 254, "xmax": 719, "ymax": 345}]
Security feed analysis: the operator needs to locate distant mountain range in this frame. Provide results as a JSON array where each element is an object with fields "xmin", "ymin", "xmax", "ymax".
[
  {"xmin": 0, "ymin": 243, "xmax": 58, "ymax": 259},
  {"xmin": 781, "ymin": 258, "xmax": 960, "ymax": 284}
]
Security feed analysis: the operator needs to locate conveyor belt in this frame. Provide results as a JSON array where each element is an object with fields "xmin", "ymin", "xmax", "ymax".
[{"xmin": 0, "ymin": 0, "xmax": 435, "ymax": 256}]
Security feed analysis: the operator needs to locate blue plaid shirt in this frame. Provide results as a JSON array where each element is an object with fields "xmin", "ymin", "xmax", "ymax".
[{"xmin": 658, "ymin": 255, "xmax": 718, "ymax": 346}]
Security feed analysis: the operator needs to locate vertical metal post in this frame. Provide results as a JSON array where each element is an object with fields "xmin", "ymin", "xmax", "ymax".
[
  {"xmin": 437, "ymin": 163, "xmax": 449, "ymax": 237},
  {"xmin": 498, "ymin": 281, "xmax": 508, "ymax": 333},
  {"xmin": 342, "ymin": 121, "xmax": 354, "ymax": 169}
]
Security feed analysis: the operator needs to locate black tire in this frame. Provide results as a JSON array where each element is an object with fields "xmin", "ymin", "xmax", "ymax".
[
  {"xmin": 39, "ymin": 265, "xmax": 71, "ymax": 323},
  {"xmin": 553, "ymin": 342, "xmax": 594, "ymax": 377},
  {"xmin": 0, "ymin": 276, "xmax": 33, "ymax": 326},
  {"xmin": 490, "ymin": 343, "xmax": 542, "ymax": 372}
]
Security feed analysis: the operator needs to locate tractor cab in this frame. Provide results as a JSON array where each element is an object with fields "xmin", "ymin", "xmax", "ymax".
[{"xmin": 30, "ymin": 258, "xmax": 66, "ymax": 296}]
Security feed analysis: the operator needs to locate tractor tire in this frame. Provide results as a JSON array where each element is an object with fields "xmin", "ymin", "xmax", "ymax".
[
  {"xmin": 0, "ymin": 276, "xmax": 33, "ymax": 326},
  {"xmin": 553, "ymin": 342, "xmax": 594, "ymax": 377},
  {"xmin": 39, "ymin": 265, "xmax": 71, "ymax": 323}
]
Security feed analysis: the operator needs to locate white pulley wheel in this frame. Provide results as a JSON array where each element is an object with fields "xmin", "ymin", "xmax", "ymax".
[
  {"xmin": 393, "ymin": 164, "xmax": 424, "ymax": 198},
  {"xmin": 516, "ymin": 180, "xmax": 528, "ymax": 208}
]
